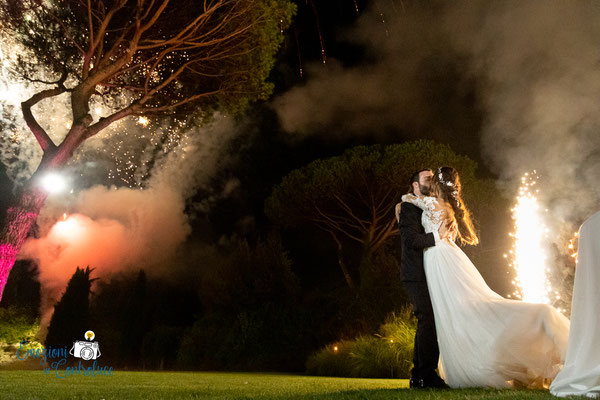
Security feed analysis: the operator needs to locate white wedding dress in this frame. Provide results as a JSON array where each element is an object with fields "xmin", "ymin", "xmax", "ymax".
[
  {"xmin": 402, "ymin": 194, "xmax": 570, "ymax": 389},
  {"xmin": 550, "ymin": 211, "xmax": 600, "ymax": 398}
]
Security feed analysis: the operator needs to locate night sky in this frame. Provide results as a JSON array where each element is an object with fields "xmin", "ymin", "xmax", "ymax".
[
  {"xmin": 203, "ymin": 0, "xmax": 491, "ymax": 241},
  {"xmin": 0, "ymin": 0, "xmax": 491, "ymax": 229}
]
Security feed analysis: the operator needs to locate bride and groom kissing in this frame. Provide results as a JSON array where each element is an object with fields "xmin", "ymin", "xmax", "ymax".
[{"xmin": 395, "ymin": 166, "xmax": 600, "ymax": 396}]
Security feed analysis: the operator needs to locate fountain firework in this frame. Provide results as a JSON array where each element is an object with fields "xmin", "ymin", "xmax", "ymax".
[
  {"xmin": 507, "ymin": 171, "xmax": 554, "ymax": 304},
  {"xmin": 568, "ymin": 231, "xmax": 579, "ymax": 262}
]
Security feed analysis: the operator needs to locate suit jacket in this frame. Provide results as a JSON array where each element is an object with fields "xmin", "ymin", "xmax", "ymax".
[{"xmin": 396, "ymin": 201, "xmax": 436, "ymax": 282}]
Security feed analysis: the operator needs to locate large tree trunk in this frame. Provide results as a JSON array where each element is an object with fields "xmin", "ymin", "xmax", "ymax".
[
  {"xmin": 0, "ymin": 122, "xmax": 88, "ymax": 300},
  {"xmin": 0, "ymin": 186, "xmax": 48, "ymax": 300},
  {"xmin": 0, "ymin": 86, "xmax": 85, "ymax": 301},
  {"xmin": 329, "ymin": 232, "xmax": 355, "ymax": 290}
]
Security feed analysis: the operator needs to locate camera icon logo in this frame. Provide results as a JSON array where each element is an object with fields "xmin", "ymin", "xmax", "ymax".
[{"xmin": 70, "ymin": 330, "xmax": 101, "ymax": 360}]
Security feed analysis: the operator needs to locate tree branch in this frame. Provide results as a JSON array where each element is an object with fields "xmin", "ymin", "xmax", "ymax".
[
  {"xmin": 324, "ymin": 229, "xmax": 355, "ymax": 289},
  {"xmin": 313, "ymin": 206, "xmax": 365, "ymax": 243},
  {"xmin": 84, "ymin": 105, "xmax": 138, "ymax": 139},
  {"xmin": 135, "ymin": 89, "xmax": 222, "ymax": 113},
  {"xmin": 42, "ymin": 6, "xmax": 86, "ymax": 56},
  {"xmin": 310, "ymin": 216, "xmax": 364, "ymax": 244},
  {"xmin": 332, "ymin": 193, "xmax": 370, "ymax": 230},
  {"xmin": 137, "ymin": 1, "xmax": 222, "ymax": 49},
  {"xmin": 370, "ymin": 218, "xmax": 396, "ymax": 252},
  {"xmin": 90, "ymin": 0, "xmax": 128, "ymax": 53},
  {"xmin": 139, "ymin": 0, "xmax": 171, "ymax": 33},
  {"xmin": 21, "ymin": 72, "xmax": 68, "ymax": 152}
]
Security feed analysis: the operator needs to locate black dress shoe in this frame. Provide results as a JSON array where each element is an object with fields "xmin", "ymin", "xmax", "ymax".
[
  {"xmin": 409, "ymin": 377, "xmax": 425, "ymax": 389},
  {"xmin": 424, "ymin": 375, "xmax": 449, "ymax": 389}
]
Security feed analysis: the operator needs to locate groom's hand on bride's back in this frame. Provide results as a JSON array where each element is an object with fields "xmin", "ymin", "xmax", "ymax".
[{"xmin": 439, "ymin": 222, "xmax": 458, "ymax": 242}]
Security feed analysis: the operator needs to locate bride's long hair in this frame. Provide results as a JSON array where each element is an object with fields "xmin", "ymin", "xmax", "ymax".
[{"xmin": 432, "ymin": 166, "xmax": 479, "ymax": 246}]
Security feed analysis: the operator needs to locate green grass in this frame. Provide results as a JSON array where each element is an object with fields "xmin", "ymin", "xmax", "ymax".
[{"xmin": 0, "ymin": 370, "xmax": 557, "ymax": 400}]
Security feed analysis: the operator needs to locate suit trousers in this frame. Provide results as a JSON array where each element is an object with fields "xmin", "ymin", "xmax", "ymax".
[{"xmin": 403, "ymin": 280, "xmax": 440, "ymax": 380}]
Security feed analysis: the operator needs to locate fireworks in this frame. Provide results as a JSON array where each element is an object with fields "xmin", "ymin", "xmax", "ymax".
[
  {"xmin": 506, "ymin": 171, "xmax": 553, "ymax": 304},
  {"xmin": 1, "ymin": 34, "xmax": 194, "ymax": 190},
  {"xmin": 308, "ymin": 0, "xmax": 327, "ymax": 64},
  {"xmin": 568, "ymin": 231, "xmax": 579, "ymax": 262},
  {"xmin": 137, "ymin": 116, "xmax": 150, "ymax": 127},
  {"xmin": 53, "ymin": 215, "xmax": 83, "ymax": 239},
  {"xmin": 39, "ymin": 172, "xmax": 68, "ymax": 194}
]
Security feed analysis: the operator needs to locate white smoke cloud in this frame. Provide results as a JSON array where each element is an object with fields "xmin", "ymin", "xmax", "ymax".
[
  {"xmin": 275, "ymin": 0, "xmax": 600, "ymax": 242},
  {"xmin": 442, "ymin": 1, "xmax": 600, "ymax": 232}
]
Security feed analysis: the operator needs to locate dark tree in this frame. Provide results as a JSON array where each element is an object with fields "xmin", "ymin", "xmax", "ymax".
[
  {"xmin": 87, "ymin": 268, "xmax": 200, "ymax": 367},
  {"xmin": 118, "ymin": 269, "xmax": 146, "ymax": 366},
  {"xmin": 45, "ymin": 266, "xmax": 95, "ymax": 349},
  {"xmin": 265, "ymin": 140, "xmax": 498, "ymax": 289},
  {"xmin": 178, "ymin": 233, "xmax": 308, "ymax": 371}
]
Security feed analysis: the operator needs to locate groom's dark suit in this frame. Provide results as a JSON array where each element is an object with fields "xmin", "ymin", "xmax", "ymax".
[{"xmin": 397, "ymin": 201, "xmax": 440, "ymax": 382}]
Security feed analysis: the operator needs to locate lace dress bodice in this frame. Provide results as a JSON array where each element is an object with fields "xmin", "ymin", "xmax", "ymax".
[{"xmin": 401, "ymin": 194, "xmax": 446, "ymax": 234}]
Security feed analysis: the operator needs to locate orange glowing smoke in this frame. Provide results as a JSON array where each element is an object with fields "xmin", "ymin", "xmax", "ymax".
[{"xmin": 20, "ymin": 185, "xmax": 191, "ymax": 330}]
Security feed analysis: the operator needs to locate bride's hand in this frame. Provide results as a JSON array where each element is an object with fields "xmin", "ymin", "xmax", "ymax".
[
  {"xmin": 439, "ymin": 221, "xmax": 458, "ymax": 242},
  {"xmin": 447, "ymin": 223, "xmax": 458, "ymax": 242}
]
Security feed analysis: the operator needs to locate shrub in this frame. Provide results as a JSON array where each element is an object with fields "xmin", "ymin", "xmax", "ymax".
[
  {"xmin": 176, "ymin": 233, "xmax": 308, "ymax": 371},
  {"xmin": 0, "ymin": 306, "xmax": 41, "ymax": 364},
  {"xmin": 0, "ymin": 306, "xmax": 39, "ymax": 344},
  {"xmin": 349, "ymin": 335, "xmax": 407, "ymax": 378},
  {"xmin": 177, "ymin": 301, "xmax": 308, "ymax": 371},
  {"xmin": 305, "ymin": 307, "xmax": 416, "ymax": 378},
  {"xmin": 305, "ymin": 339, "xmax": 354, "ymax": 377},
  {"xmin": 141, "ymin": 326, "xmax": 185, "ymax": 370}
]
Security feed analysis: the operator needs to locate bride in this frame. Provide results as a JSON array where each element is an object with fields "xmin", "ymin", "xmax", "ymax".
[{"xmin": 401, "ymin": 166, "xmax": 570, "ymax": 389}]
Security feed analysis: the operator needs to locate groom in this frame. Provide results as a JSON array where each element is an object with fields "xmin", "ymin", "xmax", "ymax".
[{"xmin": 395, "ymin": 169, "xmax": 449, "ymax": 389}]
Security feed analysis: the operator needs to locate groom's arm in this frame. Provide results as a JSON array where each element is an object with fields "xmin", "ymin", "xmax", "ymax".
[{"xmin": 398, "ymin": 202, "xmax": 438, "ymax": 249}]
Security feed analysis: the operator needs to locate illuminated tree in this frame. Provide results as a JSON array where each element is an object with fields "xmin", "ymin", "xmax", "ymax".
[
  {"xmin": 0, "ymin": 0, "xmax": 295, "ymax": 299},
  {"xmin": 265, "ymin": 140, "xmax": 497, "ymax": 289}
]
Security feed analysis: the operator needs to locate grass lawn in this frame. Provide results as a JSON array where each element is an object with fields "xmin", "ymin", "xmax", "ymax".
[{"xmin": 0, "ymin": 370, "xmax": 559, "ymax": 400}]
